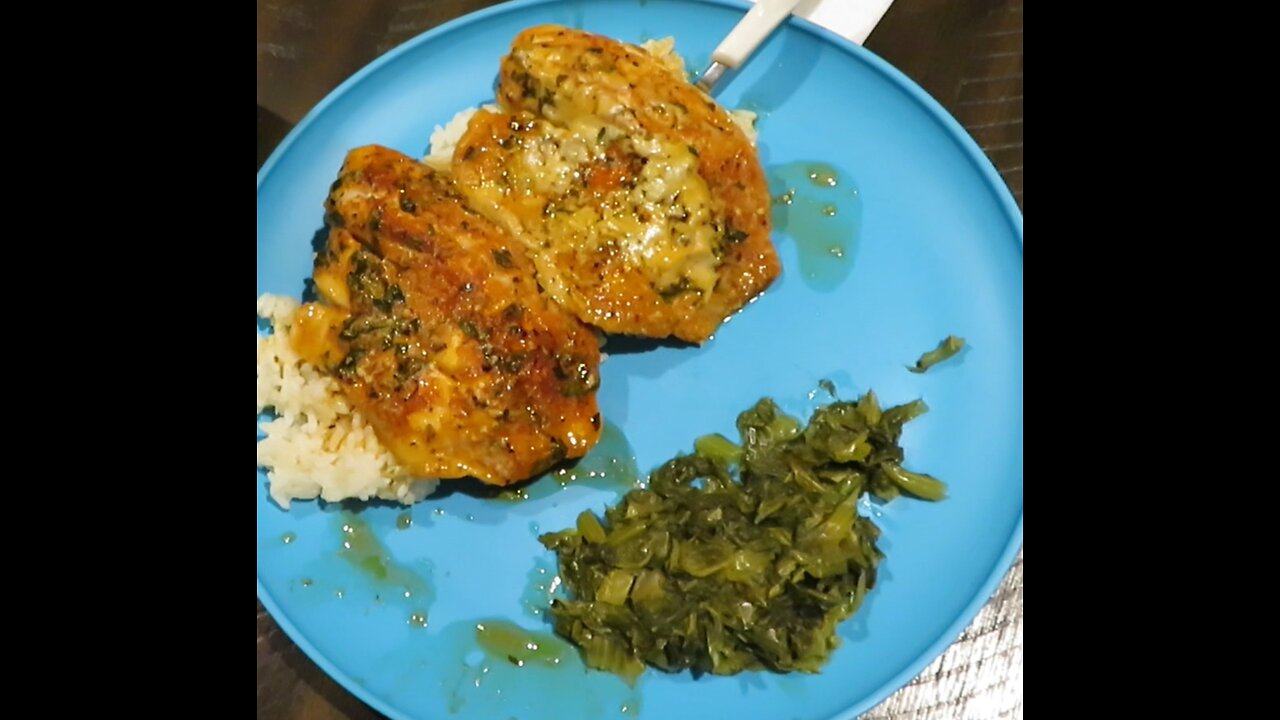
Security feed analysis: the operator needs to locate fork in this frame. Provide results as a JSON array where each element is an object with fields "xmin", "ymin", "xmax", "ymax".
[
  {"xmin": 695, "ymin": 0, "xmax": 805, "ymax": 92},
  {"xmin": 695, "ymin": 0, "xmax": 897, "ymax": 93}
]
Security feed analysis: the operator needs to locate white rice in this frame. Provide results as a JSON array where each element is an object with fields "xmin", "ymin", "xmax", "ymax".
[
  {"xmin": 728, "ymin": 109, "xmax": 759, "ymax": 145},
  {"xmin": 424, "ymin": 103, "xmax": 499, "ymax": 170},
  {"xmin": 641, "ymin": 37, "xmax": 687, "ymax": 76},
  {"xmin": 256, "ymin": 294, "xmax": 439, "ymax": 509}
]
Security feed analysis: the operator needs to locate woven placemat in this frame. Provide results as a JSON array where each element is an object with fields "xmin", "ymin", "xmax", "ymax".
[{"xmin": 861, "ymin": 554, "xmax": 1023, "ymax": 719}]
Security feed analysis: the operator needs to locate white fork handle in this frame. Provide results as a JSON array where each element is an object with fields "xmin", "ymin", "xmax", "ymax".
[
  {"xmin": 710, "ymin": 0, "xmax": 805, "ymax": 68},
  {"xmin": 715, "ymin": 0, "xmax": 899, "ymax": 61},
  {"xmin": 792, "ymin": 0, "xmax": 897, "ymax": 45}
]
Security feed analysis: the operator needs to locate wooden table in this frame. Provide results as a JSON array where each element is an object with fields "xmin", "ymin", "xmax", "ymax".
[{"xmin": 257, "ymin": 1, "xmax": 1023, "ymax": 717}]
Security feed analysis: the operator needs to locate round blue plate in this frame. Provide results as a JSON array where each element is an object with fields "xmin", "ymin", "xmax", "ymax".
[{"xmin": 257, "ymin": 1, "xmax": 1023, "ymax": 718}]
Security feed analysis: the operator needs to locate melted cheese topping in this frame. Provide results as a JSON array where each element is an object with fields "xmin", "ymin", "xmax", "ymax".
[
  {"xmin": 452, "ymin": 26, "xmax": 780, "ymax": 343},
  {"xmin": 461, "ymin": 112, "xmax": 720, "ymax": 303}
]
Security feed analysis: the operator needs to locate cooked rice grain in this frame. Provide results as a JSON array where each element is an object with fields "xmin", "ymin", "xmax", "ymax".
[{"xmin": 256, "ymin": 294, "xmax": 438, "ymax": 509}]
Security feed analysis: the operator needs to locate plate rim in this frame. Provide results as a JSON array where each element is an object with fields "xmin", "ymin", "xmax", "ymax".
[{"xmin": 256, "ymin": 1, "xmax": 1024, "ymax": 718}]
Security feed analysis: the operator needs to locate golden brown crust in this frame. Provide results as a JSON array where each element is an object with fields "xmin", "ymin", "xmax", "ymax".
[
  {"xmin": 294, "ymin": 145, "xmax": 602, "ymax": 486},
  {"xmin": 451, "ymin": 25, "xmax": 779, "ymax": 343}
]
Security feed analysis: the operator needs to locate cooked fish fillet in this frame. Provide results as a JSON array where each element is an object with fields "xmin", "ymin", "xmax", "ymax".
[
  {"xmin": 450, "ymin": 25, "xmax": 779, "ymax": 343},
  {"xmin": 291, "ymin": 145, "xmax": 603, "ymax": 486}
]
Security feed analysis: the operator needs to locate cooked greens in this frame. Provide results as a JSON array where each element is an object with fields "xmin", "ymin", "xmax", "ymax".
[
  {"xmin": 539, "ymin": 392, "xmax": 945, "ymax": 681},
  {"xmin": 908, "ymin": 335, "xmax": 966, "ymax": 373}
]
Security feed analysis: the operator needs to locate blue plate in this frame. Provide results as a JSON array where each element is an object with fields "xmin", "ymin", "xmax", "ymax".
[{"xmin": 257, "ymin": 1, "xmax": 1023, "ymax": 718}]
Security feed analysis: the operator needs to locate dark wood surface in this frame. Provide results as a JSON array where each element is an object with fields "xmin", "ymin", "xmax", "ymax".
[{"xmin": 257, "ymin": 1, "xmax": 1023, "ymax": 717}]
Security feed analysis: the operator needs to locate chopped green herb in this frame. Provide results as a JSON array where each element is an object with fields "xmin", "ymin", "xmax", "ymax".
[
  {"xmin": 658, "ymin": 279, "xmax": 691, "ymax": 301},
  {"xmin": 503, "ymin": 353, "xmax": 528, "ymax": 373},
  {"xmin": 555, "ymin": 355, "xmax": 599, "ymax": 397},
  {"xmin": 908, "ymin": 335, "xmax": 966, "ymax": 373},
  {"xmin": 333, "ymin": 255, "xmax": 421, "ymax": 391},
  {"xmin": 724, "ymin": 224, "xmax": 748, "ymax": 244}
]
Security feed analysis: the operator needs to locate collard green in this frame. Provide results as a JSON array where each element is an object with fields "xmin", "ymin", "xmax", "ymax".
[
  {"xmin": 539, "ymin": 392, "xmax": 945, "ymax": 681},
  {"xmin": 908, "ymin": 335, "xmax": 966, "ymax": 373}
]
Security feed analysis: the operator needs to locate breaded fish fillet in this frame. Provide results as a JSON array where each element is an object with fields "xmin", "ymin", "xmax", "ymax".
[
  {"xmin": 451, "ymin": 25, "xmax": 779, "ymax": 343},
  {"xmin": 291, "ymin": 145, "xmax": 603, "ymax": 486}
]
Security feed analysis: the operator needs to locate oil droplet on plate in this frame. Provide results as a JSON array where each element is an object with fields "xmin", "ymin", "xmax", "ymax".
[
  {"xmin": 474, "ymin": 620, "xmax": 568, "ymax": 668},
  {"xmin": 438, "ymin": 617, "xmax": 634, "ymax": 717},
  {"xmin": 281, "ymin": 532, "xmax": 296, "ymax": 545},
  {"xmin": 806, "ymin": 166, "xmax": 838, "ymax": 187},
  {"xmin": 522, "ymin": 557, "xmax": 562, "ymax": 618},
  {"xmin": 396, "ymin": 512, "xmax": 412, "ymax": 530},
  {"xmin": 409, "ymin": 611, "xmax": 428, "ymax": 629},
  {"xmin": 767, "ymin": 162, "xmax": 863, "ymax": 291},
  {"xmin": 334, "ymin": 512, "xmax": 434, "ymax": 609},
  {"xmin": 498, "ymin": 421, "xmax": 639, "ymax": 502}
]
